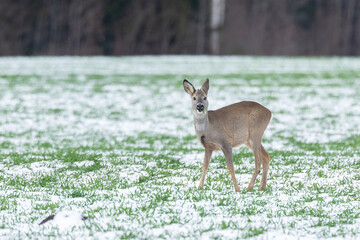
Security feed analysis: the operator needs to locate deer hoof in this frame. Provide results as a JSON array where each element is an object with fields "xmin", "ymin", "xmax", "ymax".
[{"xmin": 247, "ymin": 186, "xmax": 254, "ymax": 192}]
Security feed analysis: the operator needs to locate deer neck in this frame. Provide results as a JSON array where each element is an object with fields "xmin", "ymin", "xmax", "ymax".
[{"xmin": 194, "ymin": 113, "xmax": 209, "ymax": 133}]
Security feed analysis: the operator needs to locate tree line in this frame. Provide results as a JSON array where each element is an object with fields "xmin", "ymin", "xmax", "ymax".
[{"xmin": 0, "ymin": 0, "xmax": 359, "ymax": 56}]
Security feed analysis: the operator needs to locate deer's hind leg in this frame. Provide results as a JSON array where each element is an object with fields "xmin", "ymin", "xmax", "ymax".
[
  {"xmin": 248, "ymin": 139, "xmax": 270, "ymax": 191},
  {"xmin": 247, "ymin": 141, "xmax": 262, "ymax": 191},
  {"xmin": 259, "ymin": 144, "xmax": 270, "ymax": 190}
]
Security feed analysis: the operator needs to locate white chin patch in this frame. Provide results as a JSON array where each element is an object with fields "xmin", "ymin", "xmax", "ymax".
[{"xmin": 195, "ymin": 110, "xmax": 206, "ymax": 118}]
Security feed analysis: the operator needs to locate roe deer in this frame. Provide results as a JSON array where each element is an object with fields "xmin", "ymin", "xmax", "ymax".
[{"xmin": 183, "ymin": 78, "xmax": 272, "ymax": 192}]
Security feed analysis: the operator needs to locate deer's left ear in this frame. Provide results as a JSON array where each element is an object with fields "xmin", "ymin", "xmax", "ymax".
[{"xmin": 201, "ymin": 78, "xmax": 209, "ymax": 95}]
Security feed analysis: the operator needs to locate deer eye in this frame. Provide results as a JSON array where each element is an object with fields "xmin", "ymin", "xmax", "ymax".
[
  {"xmin": 193, "ymin": 97, "xmax": 196, "ymax": 100},
  {"xmin": 204, "ymin": 97, "xmax": 207, "ymax": 100}
]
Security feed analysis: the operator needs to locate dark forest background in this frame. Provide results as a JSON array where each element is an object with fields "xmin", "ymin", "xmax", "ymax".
[{"xmin": 0, "ymin": 0, "xmax": 359, "ymax": 56}]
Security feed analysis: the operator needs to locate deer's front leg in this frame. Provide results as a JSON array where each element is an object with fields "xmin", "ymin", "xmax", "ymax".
[
  {"xmin": 198, "ymin": 149, "xmax": 213, "ymax": 189},
  {"xmin": 222, "ymin": 146, "xmax": 240, "ymax": 192}
]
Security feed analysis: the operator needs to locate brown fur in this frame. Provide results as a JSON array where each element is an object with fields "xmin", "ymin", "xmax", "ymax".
[{"xmin": 183, "ymin": 79, "xmax": 272, "ymax": 192}]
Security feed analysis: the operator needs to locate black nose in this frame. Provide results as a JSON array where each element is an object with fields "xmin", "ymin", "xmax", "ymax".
[{"xmin": 196, "ymin": 104, "xmax": 204, "ymax": 112}]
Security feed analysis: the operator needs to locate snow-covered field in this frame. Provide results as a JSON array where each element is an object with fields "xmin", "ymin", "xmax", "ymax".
[{"xmin": 0, "ymin": 56, "xmax": 359, "ymax": 239}]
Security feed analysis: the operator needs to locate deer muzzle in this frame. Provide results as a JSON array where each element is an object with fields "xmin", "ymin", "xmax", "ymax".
[{"xmin": 196, "ymin": 104, "xmax": 204, "ymax": 113}]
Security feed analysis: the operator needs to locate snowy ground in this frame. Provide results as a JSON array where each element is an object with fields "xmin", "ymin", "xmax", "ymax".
[{"xmin": 0, "ymin": 56, "xmax": 359, "ymax": 239}]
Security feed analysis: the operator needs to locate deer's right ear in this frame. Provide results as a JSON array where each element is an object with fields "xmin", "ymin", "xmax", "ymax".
[{"xmin": 183, "ymin": 79, "xmax": 195, "ymax": 95}]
